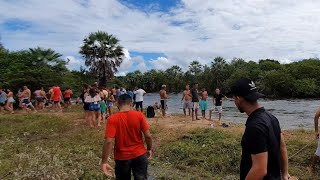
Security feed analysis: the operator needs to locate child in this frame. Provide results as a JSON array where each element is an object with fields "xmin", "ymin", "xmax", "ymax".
[
  {"xmin": 100, "ymin": 99, "xmax": 107, "ymax": 123},
  {"xmin": 200, "ymin": 88, "xmax": 208, "ymax": 119},
  {"xmin": 153, "ymin": 102, "xmax": 160, "ymax": 115}
]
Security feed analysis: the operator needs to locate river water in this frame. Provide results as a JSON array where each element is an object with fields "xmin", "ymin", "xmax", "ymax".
[{"xmin": 143, "ymin": 93, "xmax": 320, "ymax": 130}]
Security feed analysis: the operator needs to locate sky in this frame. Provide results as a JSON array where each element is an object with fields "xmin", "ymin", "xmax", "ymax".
[{"xmin": 1, "ymin": 0, "xmax": 320, "ymax": 75}]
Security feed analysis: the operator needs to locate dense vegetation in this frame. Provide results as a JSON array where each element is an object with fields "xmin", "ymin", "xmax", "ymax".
[
  {"xmin": 0, "ymin": 47, "xmax": 95, "ymax": 95},
  {"xmin": 2, "ymin": 33, "xmax": 320, "ymax": 98},
  {"xmin": 112, "ymin": 57, "xmax": 320, "ymax": 98}
]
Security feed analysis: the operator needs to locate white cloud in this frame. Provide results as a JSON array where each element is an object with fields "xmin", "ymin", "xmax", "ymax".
[
  {"xmin": 65, "ymin": 56, "xmax": 83, "ymax": 70},
  {"xmin": 1, "ymin": 0, "xmax": 320, "ymax": 72},
  {"xmin": 117, "ymin": 49, "xmax": 147, "ymax": 75}
]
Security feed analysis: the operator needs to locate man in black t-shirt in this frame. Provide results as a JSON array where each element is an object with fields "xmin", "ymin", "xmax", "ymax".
[
  {"xmin": 231, "ymin": 78, "xmax": 289, "ymax": 180},
  {"xmin": 209, "ymin": 88, "xmax": 227, "ymax": 125},
  {"xmin": 191, "ymin": 82, "xmax": 200, "ymax": 121}
]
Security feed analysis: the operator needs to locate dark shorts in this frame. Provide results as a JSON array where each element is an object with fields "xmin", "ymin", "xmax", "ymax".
[
  {"xmin": 64, "ymin": 97, "xmax": 70, "ymax": 102},
  {"xmin": 115, "ymin": 154, "xmax": 148, "ymax": 180},
  {"xmin": 89, "ymin": 103, "xmax": 100, "ymax": 111},
  {"xmin": 160, "ymin": 100, "xmax": 167, "ymax": 110},
  {"xmin": 54, "ymin": 101, "xmax": 60, "ymax": 104},
  {"xmin": 22, "ymin": 99, "xmax": 31, "ymax": 106},
  {"xmin": 83, "ymin": 103, "xmax": 89, "ymax": 111},
  {"xmin": 135, "ymin": 101, "xmax": 143, "ymax": 109},
  {"xmin": 36, "ymin": 97, "xmax": 44, "ymax": 103}
]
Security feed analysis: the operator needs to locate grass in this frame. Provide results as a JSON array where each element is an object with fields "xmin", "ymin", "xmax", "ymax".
[{"xmin": 0, "ymin": 106, "xmax": 320, "ymax": 179}]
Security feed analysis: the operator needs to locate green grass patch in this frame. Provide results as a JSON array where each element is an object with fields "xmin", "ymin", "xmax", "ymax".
[
  {"xmin": 1, "ymin": 110, "xmax": 320, "ymax": 179},
  {"xmin": 153, "ymin": 128, "xmax": 241, "ymax": 179}
]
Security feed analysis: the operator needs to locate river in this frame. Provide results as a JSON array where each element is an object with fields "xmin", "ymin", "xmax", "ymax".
[{"xmin": 143, "ymin": 93, "xmax": 319, "ymax": 130}]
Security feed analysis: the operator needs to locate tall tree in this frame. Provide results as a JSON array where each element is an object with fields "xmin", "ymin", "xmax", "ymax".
[
  {"xmin": 0, "ymin": 36, "xmax": 4, "ymax": 50},
  {"xmin": 28, "ymin": 47, "xmax": 62, "ymax": 63},
  {"xmin": 189, "ymin": 61, "xmax": 203, "ymax": 75},
  {"xmin": 79, "ymin": 31, "xmax": 124, "ymax": 87}
]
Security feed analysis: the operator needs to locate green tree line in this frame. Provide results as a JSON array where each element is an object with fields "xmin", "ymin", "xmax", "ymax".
[
  {"xmin": 2, "ymin": 30, "xmax": 320, "ymax": 98},
  {"xmin": 110, "ymin": 57, "xmax": 320, "ymax": 98},
  {"xmin": 0, "ymin": 47, "xmax": 95, "ymax": 95}
]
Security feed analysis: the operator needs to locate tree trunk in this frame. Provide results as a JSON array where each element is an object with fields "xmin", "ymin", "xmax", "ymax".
[{"xmin": 99, "ymin": 76, "xmax": 107, "ymax": 87}]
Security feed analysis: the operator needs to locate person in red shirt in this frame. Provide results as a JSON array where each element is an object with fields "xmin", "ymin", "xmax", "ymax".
[
  {"xmin": 63, "ymin": 88, "xmax": 73, "ymax": 108},
  {"xmin": 101, "ymin": 94, "xmax": 152, "ymax": 180},
  {"xmin": 51, "ymin": 85, "xmax": 62, "ymax": 112}
]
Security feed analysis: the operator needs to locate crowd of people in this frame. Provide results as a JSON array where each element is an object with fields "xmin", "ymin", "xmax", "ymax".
[{"xmin": 0, "ymin": 85, "xmax": 73, "ymax": 114}]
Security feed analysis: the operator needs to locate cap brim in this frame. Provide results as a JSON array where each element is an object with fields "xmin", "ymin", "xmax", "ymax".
[{"xmin": 244, "ymin": 92, "xmax": 266, "ymax": 101}]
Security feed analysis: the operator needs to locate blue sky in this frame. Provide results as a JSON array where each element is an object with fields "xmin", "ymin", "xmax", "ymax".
[{"xmin": 1, "ymin": 0, "xmax": 320, "ymax": 74}]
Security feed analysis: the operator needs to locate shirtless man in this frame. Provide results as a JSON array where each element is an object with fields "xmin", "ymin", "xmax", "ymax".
[
  {"xmin": 200, "ymin": 88, "xmax": 209, "ymax": 119},
  {"xmin": 20, "ymin": 86, "xmax": 37, "ymax": 113},
  {"xmin": 181, "ymin": 85, "xmax": 192, "ymax": 116},
  {"xmin": 160, "ymin": 85, "xmax": 168, "ymax": 117}
]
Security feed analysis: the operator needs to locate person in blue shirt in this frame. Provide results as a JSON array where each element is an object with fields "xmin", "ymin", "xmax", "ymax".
[{"xmin": 127, "ymin": 89, "xmax": 134, "ymax": 101}]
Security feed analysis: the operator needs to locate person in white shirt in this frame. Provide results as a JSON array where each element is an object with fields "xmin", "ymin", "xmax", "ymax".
[
  {"xmin": 85, "ymin": 88, "xmax": 102, "ymax": 128},
  {"xmin": 134, "ymin": 87, "xmax": 146, "ymax": 112}
]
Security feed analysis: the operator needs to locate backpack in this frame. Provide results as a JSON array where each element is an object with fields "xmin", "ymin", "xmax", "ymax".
[{"xmin": 146, "ymin": 106, "xmax": 155, "ymax": 118}]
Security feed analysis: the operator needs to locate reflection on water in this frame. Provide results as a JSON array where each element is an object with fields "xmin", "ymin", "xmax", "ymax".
[{"xmin": 143, "ymin": 93, "xmax": 319, "ymax": 130}]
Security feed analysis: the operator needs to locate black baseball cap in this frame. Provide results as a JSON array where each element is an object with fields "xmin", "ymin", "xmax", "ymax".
[{"xmin": 230, "ymin": 78, "xmax": 265, "ymax": 101}]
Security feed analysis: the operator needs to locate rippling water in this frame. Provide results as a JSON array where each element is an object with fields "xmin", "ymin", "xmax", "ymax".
[{"xmin": 143, "ymin": 93, "xmax": 320, "ymax": 130}]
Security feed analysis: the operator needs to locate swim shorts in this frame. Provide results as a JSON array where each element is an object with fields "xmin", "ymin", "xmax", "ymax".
[
  {"xmin": 160, "ymin": 100, "xmax": 167, "ymax": 110},
  {"xmin": 183, "ymin": 101, "xmax": 192, "ymax": 109},
  {"xmin": 212, "ymin": 106, "xmax": 223, "ymax": 113},
  {"xmin": 200, "ymin": 100, "xmax": 208, "ymax": 111}
]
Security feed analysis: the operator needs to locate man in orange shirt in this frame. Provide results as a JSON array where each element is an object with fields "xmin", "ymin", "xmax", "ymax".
[
  {"xmin": 101, "ymin": 94, "xmax": 152, "ymax": 180},
  {"xmin": 51, "ymin": 85, "xmax": 62, "ymax": 112}
]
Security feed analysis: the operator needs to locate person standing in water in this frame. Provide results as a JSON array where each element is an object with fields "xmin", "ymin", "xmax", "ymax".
[
  {"xmin": 181, "ymin": 85, "xmax": 192, "ymax": 116},
  {"xmin": 231, "ymin": 78, "xmax": 289, "ymax": 180},
  {"xmin": 160, "ymin": 85, "xmax": 168, "ymax": 117},
  {"xmin": 191, "ymin": 82, "xmax": 200, "ymax": 121},
  {"xmin": 200, "ymin": 88, "xmax": 208, "ymax": 119}
]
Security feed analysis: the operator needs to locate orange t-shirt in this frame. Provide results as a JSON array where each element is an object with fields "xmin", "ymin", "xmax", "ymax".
[
  {"xmin": 64, "ymin": 90, "xmax": 72, "ymax": 98},
  {"xmin": 52, "ymin": 87, "xmax": 61, "ymax": 101},
  {"xmin": 105, "ymin": 110, "xmax": 149, "ymax": 160}
]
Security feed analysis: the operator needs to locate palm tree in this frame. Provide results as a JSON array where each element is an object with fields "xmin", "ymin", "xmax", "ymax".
[
  {"xmin": 79, "ymin": 31, "xmax": 124, "ymax": 87},
  {"xmin": 189, "ymin": 61, "xmax": 203, "ymax": 75},
  {"xmin": 28, "ymin": 47, "xmax": 62, "ymax": 63}
]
